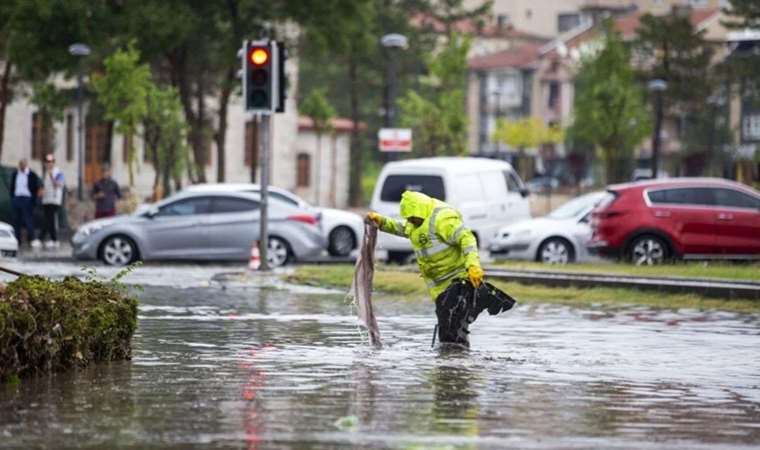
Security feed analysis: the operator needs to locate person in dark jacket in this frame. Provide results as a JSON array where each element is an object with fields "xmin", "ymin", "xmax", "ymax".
[
  {"xmin": 91, "ymin": 164, "xmax": 121, "ymax": 218},
  {"xmin": 10, "ymin": 158, "xmax": 42, "ymax": 246}
]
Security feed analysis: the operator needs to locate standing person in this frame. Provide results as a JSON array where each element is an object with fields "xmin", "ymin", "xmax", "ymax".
[
  {"xmin": 366, "ymin": 191, "xmax": 489, "ymax": 346},
  {"xmin": 39, "ymin": 153, "xmax": 65, "ymax": 248},
  {"xmin": 92, "ymin": 163, "xmax": 121, "ymax": 218},
  {"xmin": 10, "ymin": 158, "xmax": 42, "ymax": 247}
]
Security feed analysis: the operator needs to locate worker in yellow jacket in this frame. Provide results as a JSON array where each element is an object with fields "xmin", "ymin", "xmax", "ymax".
[{"xmin": 367, "ymin": 190, "xmax": 485, "ymax": 345}]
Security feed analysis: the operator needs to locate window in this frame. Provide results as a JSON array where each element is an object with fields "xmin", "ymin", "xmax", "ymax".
[
  {"xmin": 713, "ymin": 189, "xmax": 760, "ymax": 209},
  {"xmin": 380, "ymin": 175, "xmax": 445, "ymax": 202},
  {"xmin": 270, "ymin": 191, "xmax": 300, "ymax": 207},
  {"xmin": 558, "ymin": 13, "xmax": 582, "ymax": 33},
  {"xmin": 496, "ymin": 14, "xmax": 510, "ymax": 29},
  {"xmin": 157, "ymin": 197, "xmax": 212, "ymax": 217},
  {"xmin": 687, "ymin": 0, "xmax": 708, "ymax": 7},
  {"xmin": 503, "ymin": 170, "xmax": 522, "ymax": 193},
  {"xmin": 296, "ymin": 153, "xmax": 311, "ymax": 187},
  {"xmin": 31, "ymin": 112, "xmax": 53, "ymax": 160},
  {"xmin": 212, "ymin": 196, "xmax": 259, "ymax": 214},
  {"xmin": 66, "ymin": 114, "xmax": 74, "ymax": 161},
  {"xmin": 647, "ymin": 188, "xmax": 714, "ymax": 206},
  {"xmin": 548, "ymin": 82, "xmax": 560, "ymax": 110}
]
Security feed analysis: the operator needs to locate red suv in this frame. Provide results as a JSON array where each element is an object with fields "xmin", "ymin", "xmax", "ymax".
[{"xmin": 588, "ymin": 178, "xmax": 760, "ymax": 264}]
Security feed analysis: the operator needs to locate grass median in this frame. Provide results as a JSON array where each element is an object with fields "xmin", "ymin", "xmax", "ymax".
[
  {"xmin": 288, "ymin": 264, "xmax": 760, "ymax": 313},
  {"xmin": 490, "ymin": 260, "xmax": 760, "ymax": 282}
]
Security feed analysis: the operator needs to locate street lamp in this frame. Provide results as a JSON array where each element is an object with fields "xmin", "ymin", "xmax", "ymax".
[
  {"xmin": 648, "ymin": 79, "xmax": 667, "ymax": 179},
  {"xmin": 381, "ymin": 33, "xmax": 408, "ymax": 128},
  {"xmin": 68, "ymin": 43, "xmax": 90, "ymax": 201}
]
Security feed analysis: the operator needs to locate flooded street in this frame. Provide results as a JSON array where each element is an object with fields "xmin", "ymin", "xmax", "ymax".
[{"xmin": 1, "ymin": 265, "xmax": 760, "ymax": 449}]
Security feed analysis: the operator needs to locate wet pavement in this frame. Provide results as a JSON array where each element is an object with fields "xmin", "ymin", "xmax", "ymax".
[{"xmin": 1, "ymin": 263, "xmax": 760, "ymax": 449}]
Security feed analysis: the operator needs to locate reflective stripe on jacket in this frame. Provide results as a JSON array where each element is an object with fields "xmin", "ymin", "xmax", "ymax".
[{"xmin": 378, "ymin": 191, "xmax": 481, "ymax": 299}]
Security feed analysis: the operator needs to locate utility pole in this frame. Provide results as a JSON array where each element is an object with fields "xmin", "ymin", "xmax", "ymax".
[
  {"xmin": 68, "ymin": 43, "xmax": 90, "ymax": 201},
  {"xmin": 648, "ymin": 79, "xmax": 667, "ymax": 179}
]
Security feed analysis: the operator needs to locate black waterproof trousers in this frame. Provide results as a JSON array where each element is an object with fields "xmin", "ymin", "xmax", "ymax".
[{"xmin": 434, "ymin": 279, "xmax": 517, "ymax": 346}]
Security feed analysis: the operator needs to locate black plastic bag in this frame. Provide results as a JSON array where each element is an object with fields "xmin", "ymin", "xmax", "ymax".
[{"xmin": 434, "ymin": 279, "xmax": 516, "ymax": 346}]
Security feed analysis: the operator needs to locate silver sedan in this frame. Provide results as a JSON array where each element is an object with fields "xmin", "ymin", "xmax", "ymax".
[{"xmin": 72, "ymin": 190, "xmax": 326, "ymax": 267}]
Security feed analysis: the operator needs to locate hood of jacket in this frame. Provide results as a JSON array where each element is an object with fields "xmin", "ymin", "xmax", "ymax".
[{"xmin": 399, "ymin": 191, "xmax": 435, "ymax": 221}]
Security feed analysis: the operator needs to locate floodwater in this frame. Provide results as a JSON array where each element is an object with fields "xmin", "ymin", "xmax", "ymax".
[{"xmin": 1, "ymin": 267, "xmax": 760, "ymax": 449}]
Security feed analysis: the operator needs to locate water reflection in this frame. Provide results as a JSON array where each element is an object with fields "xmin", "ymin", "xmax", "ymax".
[{"xmin": 1, "ymin": 284, "xmax": 759, "ymax": 449}]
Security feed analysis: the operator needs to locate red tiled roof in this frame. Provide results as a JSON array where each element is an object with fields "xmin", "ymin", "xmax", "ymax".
[
  {"xmin": 615, "ymin": 7, "xmax": 720, "ymax": 39},
  {"xmin": 411, "ymin": 13, "xmax": 549, "ymax": 42},
  {"xmin": 541, "ymin": 7, "xmax": 721, "ymax": 57},
  {"xmin": 468, "ymin": 42, "xmax": 543, "ymax": 70},
  {"xmin": 298, "ymin": 117, "xmax": 366, "ymax": 132}
]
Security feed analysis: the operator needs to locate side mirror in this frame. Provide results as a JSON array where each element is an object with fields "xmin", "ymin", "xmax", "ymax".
[
  {"xmin": 519, "ymin": 188, "xmax": 530, "ymax": 198},
  {"xmin": 145, "ymin": 206, "xmax": 159, "ymax": 218}
]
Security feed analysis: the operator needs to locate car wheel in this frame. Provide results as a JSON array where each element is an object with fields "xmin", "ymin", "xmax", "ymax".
[
  {"xmin": 267, "ymin": 236, "xmax": 291, "ymax": 268},
  {"xmin": 629, "ymin": 235, "xmax": 669, "ymax": 266},
  {"xmin": 100, "ymin": 235, "xmax": 138, "ymax": 266},
  {"xmin": 328, "ymin": 226, "xmax": 356, "ymax": 257},
  {"xmin": 537, "ymin": 237, "xmax": 575, "ymax": 264}
]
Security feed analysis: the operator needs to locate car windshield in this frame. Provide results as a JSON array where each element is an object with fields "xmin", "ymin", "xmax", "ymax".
[{"xmin": 547, "ymin": 192, "xmax": 605, "ymax": 219}]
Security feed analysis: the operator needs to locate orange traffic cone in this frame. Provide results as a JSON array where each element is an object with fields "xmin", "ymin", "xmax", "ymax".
[{"xmin": 249, "ymin": 241, "xmax": 261, "ymax": 271}]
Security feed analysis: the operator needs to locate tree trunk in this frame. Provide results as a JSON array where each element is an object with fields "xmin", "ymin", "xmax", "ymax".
[
  {"xmin": 215, "ymin": 68, "xmax": 235, "ymax": 183},
  {"xmin": 0, "ymin": 61, "xmax": 12, "ymax": 161},
  {"xmin": 347, "ymin": 55, "xmax": 364, "ymax": 207},
  {"xmin": 168, "ymin": 48, "xmax": 199, "ymax": 184},
  {"xmin": 193, "ymin": 73, "xmax": 207, "ymax": 183}
]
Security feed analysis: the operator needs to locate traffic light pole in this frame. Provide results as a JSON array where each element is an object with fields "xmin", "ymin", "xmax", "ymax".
[{"xmin": 257, "ymin": 112, "xmax": 271, "ymax": 271}]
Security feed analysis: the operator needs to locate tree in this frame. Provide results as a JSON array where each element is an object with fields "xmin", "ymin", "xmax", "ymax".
[
  {"xmin": 143, "ymin": 85, "xmax": 188, "ymax": 198},
  {"xmin": 91, "ymin": 43, "xmax": 151, "ymax": 186},
  {"xmin": 299, "ymin": 89, "xmax": 336, "ymax": 205},
  {"xmin": 492, "ymin": 117, "xmax": 563, "ymax": 179},
  {"xmin": 570, "ymin": 27, "xmax": 651, "ymax": 184},
  {"xmin": 398, "ymin": 33, "xmax": 470, "ymax": 156},
  {"xmin": 492, "ymin": 117, "xmax": 563, "ymax": 152}
]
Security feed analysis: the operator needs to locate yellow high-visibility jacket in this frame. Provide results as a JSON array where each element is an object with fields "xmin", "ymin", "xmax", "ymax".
[{"xmin": 377, "ymin": 191, "xmax": 481, "ymax": 299}]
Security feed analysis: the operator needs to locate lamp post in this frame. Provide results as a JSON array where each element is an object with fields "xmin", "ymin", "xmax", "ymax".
[
  {"xmin": 381, "ymin": 33, "xmax": 408, "ymax": 161},
  {"xmin": 648, "ymin": 79, "xmax": 667, "ymax": 179},
  {"xmin": 68, "ymin": 43, "xmax": 90, "ymax": 201}
]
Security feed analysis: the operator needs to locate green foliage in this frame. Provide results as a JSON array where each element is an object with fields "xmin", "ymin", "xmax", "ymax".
[
  {"xmin": 492, "ymin": 117, "xmax": 564, "ymax": 151},
  {"xmin": 92, "ymin": 43, "xmax": 152, "ymax": 186},
  {"xmin": 144, "ymin": 85, "xmax": 189, "ymax": 196},
  {"xmin": 722, "ymin": 0, "xmax": 760, "ymax": 28},
  {"xmin": 300, "ymin": 89, "xmax": 336, "ymax": 135},
  {"xmin": 570, "ymin": 26, "xmax": 651, "ymax": 184},
  {"xmin": 399, "ymin": 33, "xmax": 471, "ymax": 156},
  {"xmin": 633, "ymin": 12, "xmax": 714, "ymax": 113},
  {"xmin": 0, "ymin": 275, "xmax": 138, "ymax": 382}
]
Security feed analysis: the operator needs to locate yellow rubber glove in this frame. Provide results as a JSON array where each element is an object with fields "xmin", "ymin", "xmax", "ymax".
[
  {"xmin": 366, "ymin": 211, "xmax": 383, "ymax": 227},
  {"xmin": 468, "ymin": 266, "xmax": 484, "ymax": 288}
]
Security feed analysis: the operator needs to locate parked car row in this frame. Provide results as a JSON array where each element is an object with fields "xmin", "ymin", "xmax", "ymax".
[
  {"xmin": 72, "ymin": 184, "xmax": 364, "ymax": 267},
  {"xmin": 491, "ymin": 177, "xmax": 760, "ymax": 266},
  {"xmin": 62, "ymin": 156, "xmax": 760, "ymax": 268},
  {"xmin": 588, "ymin": 178, "xmax": 760, "ymax": 265}
]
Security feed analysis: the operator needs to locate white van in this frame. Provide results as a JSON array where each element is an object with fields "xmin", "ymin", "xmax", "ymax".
[{"xmin": 370, "ymin": 157, "xmax": 531, "ymax": 263}]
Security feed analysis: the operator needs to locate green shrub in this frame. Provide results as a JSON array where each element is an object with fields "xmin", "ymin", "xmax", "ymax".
[{"xmin": 0, "ymin": 275, "xmax": 138, "ymax": 382}]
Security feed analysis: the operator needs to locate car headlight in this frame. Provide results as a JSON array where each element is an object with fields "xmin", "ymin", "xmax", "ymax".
[{"xmin": 74, "ymin": 221, "xmax": 115, "ymax": 241}]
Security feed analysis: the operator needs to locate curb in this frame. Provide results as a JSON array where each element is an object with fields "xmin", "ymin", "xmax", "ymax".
[{"xmin": 484, "ymin": 268, "xmax": 760, "ymax": 300}]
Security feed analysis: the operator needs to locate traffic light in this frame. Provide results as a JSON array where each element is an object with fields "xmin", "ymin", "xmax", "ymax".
[
  {"xmin": 242, "ymin": 40, "xmax": 287, "ymax": 113},
  {"xmin": 244, "ymin": 40, "xmax": 274, "ymax": 113}
]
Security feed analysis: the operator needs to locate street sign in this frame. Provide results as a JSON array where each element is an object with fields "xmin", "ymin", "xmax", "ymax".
[{"xmin": 378, "ymin": 128, "xmax": 412, "ymax": 152}]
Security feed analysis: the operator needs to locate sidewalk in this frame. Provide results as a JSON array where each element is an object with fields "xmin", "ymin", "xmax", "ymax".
[{"xmin": 15, "ymin": 242, "xmax": 74, "ymax": 262}]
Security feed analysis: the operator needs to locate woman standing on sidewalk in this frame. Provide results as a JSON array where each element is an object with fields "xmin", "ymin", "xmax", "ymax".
[{"xmin": 39, "ymin": 153, "xmax": 65, "ymax": 249}]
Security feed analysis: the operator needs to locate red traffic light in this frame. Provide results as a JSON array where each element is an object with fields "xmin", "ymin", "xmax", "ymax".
[{"xmin": 249, "ymin": 47, "xmax": 269, "ymax": 66}]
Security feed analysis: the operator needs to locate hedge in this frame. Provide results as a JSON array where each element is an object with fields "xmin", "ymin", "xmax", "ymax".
[{"xmin": 0, "ymin": 275, "xmax": 138, "ymax": 382}]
